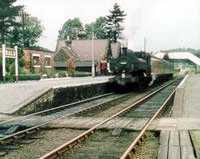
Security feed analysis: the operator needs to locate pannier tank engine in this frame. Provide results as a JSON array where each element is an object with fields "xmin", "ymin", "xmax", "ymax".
[
  {"xmin": 109, "ymin": 47, "xmax": 152, "ymax": 86},
  {"xmin": 108, "ymin": 46, "xmax": 174, "ymax": 87}
]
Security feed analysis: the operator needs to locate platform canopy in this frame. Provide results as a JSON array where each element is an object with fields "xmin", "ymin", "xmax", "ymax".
[{"xmin": 153, "ymin": 52, "xmax": 200, "ymax": 66}]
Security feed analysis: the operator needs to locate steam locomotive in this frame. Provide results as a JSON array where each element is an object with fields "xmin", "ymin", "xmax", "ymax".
[{"xmin": 108, "ymin": 47, "xmax": 174, "ymax": 87}]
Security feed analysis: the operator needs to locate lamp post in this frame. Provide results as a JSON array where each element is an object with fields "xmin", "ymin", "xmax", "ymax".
[
  {"xmin": 91, "ymin": 28, "xmax": 95, "ymax": 77},
  {"xmin": 144, "ymin": 37, "xmax": 146, "ymax": 52},
  {"xmin": 14, "ymin": 46, "xmax": 18, "ymax": 81},
  {"xmin": 2, "ymin": 44, "xmax": 6, "ymax": 81}
]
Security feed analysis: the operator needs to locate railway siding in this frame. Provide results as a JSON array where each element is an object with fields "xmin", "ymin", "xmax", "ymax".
[
  {"xmin": 38, "ymin": 79, "xmax": 180, "ymax": 159},
  {"xmin": 3, "ymin": 75, "xmax": 200, "ymax": 158}
]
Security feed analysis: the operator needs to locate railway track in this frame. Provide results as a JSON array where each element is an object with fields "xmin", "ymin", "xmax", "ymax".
[
  {"xmin": 0, "ymin": 92, "xmax": 132, "ymax": 156},
  {"xmin": 39, "ymin": 78, "xmax": 182, "ymax": 159},
  {"xmin": 0, "ymin": 92, "xmax": 114, "ymax": 125},
  {"xmin": 0, "ymin": 78, "xmax": 181, "ymax": 158},
  {"xmin": 120, "ymin": 80, "xmax": 181, "ymax": 159}
]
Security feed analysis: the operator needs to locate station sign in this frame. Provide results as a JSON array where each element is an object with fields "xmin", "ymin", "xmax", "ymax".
[{"xmin": 5, "ymin": 48, "xmax": 16, "ymax": 58}]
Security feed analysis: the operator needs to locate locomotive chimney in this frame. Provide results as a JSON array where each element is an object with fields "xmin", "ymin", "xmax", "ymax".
[
  {"xmin": 122, "ymin": 47, "xmax": 127, "ymax": 55},
  {"xmin": 121, "ymin": 39, "xmax": 128, "ymax": 55}
]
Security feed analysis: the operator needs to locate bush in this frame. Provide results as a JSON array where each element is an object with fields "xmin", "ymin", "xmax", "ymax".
[
  {"xmin": 8, "ymin": 63, "xmax": 27, "ymax": 74},
  {"xmin": 6, "ymin": 73, "xmax": 14, "ymax": 82},
  {"xmin": 14, "ymin": 74, "xmax": 41, "ymax": 81},
  {"xmin": 44, "ymin": 69, "xmax": 56, "ymax": 78},
  {"xmin": 58, "ymin": 71, "xmax": 66, "ymax": 78},
  {"xmin": 72, "ymin": 72, "xmax": 91, "ymax": 77}
]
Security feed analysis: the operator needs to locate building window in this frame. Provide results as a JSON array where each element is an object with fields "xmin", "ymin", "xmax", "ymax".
[
  {"xmin": 32, "ymin": 54, "xmax": 40, "ymax": 67},
  {"xmin": 33, "ymin": 56, "xmax": 40, "ymax": 65},
  {"xmin": 45, "ymin": 57, "xmax": 51, "ymax": 66}
]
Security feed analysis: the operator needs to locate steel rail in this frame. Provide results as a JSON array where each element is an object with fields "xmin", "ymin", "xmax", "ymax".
[
  {"xmin": 0, "ymin": 92, "xmax": 114, "ymax": 125},
  {"xmin": 120, "ymin": 89, "xmax": 176, "ymax": 159},
  {"xmin": 40, "ymin": 80, "xmax": 176, "ymax": 159},
  {"xmin": 0, "ymin": 93, "xmax": 129, "ymax": 145}
]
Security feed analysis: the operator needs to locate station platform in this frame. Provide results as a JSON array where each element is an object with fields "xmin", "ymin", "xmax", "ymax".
[
  {"xmin": 158, "ymin": 74, "xmax": 200, "ymax": 159},
  {"xmin": 172, "ymin": 74, "xmax": 200, "ymax": 117},
  {"xmin": 0, "ymin": 76, "xmax": 111, "ymax": 114}
]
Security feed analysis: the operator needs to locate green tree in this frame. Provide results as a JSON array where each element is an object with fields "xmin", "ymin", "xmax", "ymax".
[
  {"xmin": 0, "ymin": 0, "xmax": 23, "ymax": 45},
  {"xmin": 7, "ymin": 22, "xmax": 22, "ymax": 47},
  {"xmin": 23, "ymin": 16, "xmax": 44, "ymax": 47},
  {"xmin": 58, "ymin": 17, "xmax": 83, "ymax": 40},
  {"xmin": 85, "ymin": 17, "xmax": 107, "ymax": 39},
  {"xmin": 8, "ymin": 14, "xmax": 44, "ymax": 48},
  {"xmin": 85, "ymin": 23, "xmax": 93, "ymax": 39},
  {"xmin": 105, "ymin": 3, "xmax": 126, "ymax": 42}
]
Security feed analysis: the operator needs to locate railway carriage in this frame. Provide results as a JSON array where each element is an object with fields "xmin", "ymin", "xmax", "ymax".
[{"xmin": 150, "ymin": 56, "xmax": 174, "ymax": 84}]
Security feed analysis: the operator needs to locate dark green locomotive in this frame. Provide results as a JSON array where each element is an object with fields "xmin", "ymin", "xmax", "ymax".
[
  {"xmin": 109, "ymin": 48, "xmax": 151, "ymax": 86},
  {"xmin": 109, "ymin": 48, "xmax": 174, "ymax": 87}
]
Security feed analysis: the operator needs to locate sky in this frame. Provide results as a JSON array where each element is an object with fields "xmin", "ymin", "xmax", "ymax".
[{"xmin": 15, "ymin": 0, "xmax": 200, "ymax": 52}]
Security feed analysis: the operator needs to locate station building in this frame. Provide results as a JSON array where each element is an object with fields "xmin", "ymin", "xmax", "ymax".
[
  {"xmin": 1, "ymin": 38, "xmax": 120, "ymax": 76},
  {"xmin": 0, "ymin": 47, "xmax": 55, "ymax": 75},
  {"xmin": 22, "ymin": 48, "xmax": 54, "ymax": 74},
  {"xmin": 154, "ymin": 52, "xmax": 200, "ymax": 74},
  {"xmin": 54, "ymin": 39, "xmax": 120, "ymax": 74}
]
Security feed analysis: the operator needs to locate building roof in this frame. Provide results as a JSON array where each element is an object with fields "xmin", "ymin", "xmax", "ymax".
[
  {"xmin": 55, "ymin": 40, "xmax": 66, "ymax": 54},
  {"xmin": 55, "ymin": 39, "xmax": 121, "ymax": 68},
  {"xmin": 55, "ymin": 39, "xmax": 110, "ymax": 61},
  {"xmin": 152, "ymin": 52, "xmax": 165, "ymax": 59},
  {"xmin": 153, "ymin": 52, "xmax": 200, "ymax": 66},
  {"xmin": 71, "ymin": 39, "xmax": 109, "ymax": 61},
  {"xmin": 168, "ymin": 52, "xmax": 200, "ymax": 65},
  {"xmin": 62, "ymin": 47, "xmax": 78, "ymax": 59},
  {"xmin": 23, "ymin": 48, "xmax": 54, "ymax": 53},
  {"xmin": 54, "ymin": 61, "xmax": 93, "ymax": 67}
]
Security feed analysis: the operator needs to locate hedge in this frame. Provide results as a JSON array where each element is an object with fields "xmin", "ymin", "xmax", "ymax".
[
  {"xmin": 71, "ymin": 72, "xmax": 91, "ymax": 77},
  {"xmin": 14, "ymin": 74, "xmax": 41, "ymax": 81}
]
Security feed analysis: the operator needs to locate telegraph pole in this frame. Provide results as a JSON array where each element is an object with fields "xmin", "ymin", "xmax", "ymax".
[
  {"xmin": 2, "ymin": 44, "xmax": 6, "ymax": 81},
  {"xmin": 91, "ymin": 27, "xmax": 95, "ymax": 77},
  {"xmin": 21, "ymin": 8, "xmax": 25, "ymax": 47}
]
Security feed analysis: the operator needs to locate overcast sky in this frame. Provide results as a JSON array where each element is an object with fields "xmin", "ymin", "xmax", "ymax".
[{"xmin": 15, "ymin": 0, "xmax": 200, "ymax": 52}]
